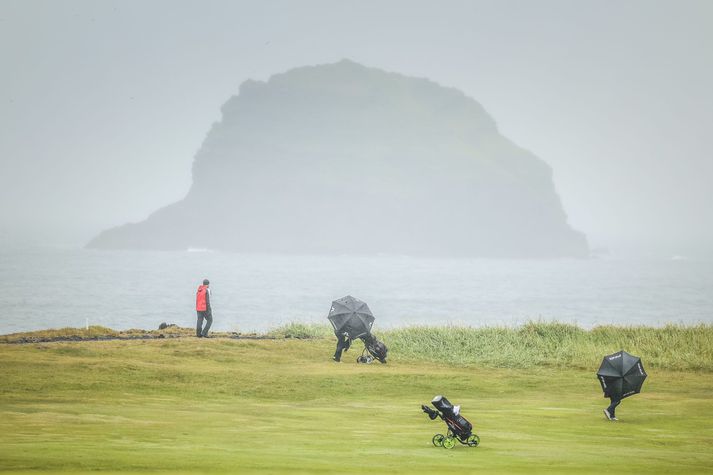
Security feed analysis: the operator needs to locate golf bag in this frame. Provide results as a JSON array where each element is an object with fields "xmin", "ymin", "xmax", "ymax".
[
  {"xmin": 358, "ymin": 333, "xmax": 388, "ymax": 364},
  {"xmin": 421, "ymin": 395, "xmax": 480, "ymax": 449}
]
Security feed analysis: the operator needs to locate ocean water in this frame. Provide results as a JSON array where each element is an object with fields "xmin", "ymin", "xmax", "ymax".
[{"xmin": 0, "ymin": 248, "xmax": 711, "ymax": 334}]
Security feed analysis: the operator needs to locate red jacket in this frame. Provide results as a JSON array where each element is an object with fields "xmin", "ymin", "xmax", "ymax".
[{"xmin": 196, "ymin": 285, "xmax": 209, "ymax": 311}]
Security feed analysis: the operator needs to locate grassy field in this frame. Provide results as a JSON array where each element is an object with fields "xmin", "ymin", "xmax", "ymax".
[{"xmin": 1, "ymin": 327, "xmax": 712, "ymax": 474}]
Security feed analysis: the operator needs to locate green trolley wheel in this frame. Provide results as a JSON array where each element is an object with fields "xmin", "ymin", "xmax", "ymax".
[
  {"xmin": 442, "ymin": 436, "xmax": 456, "ymax": 449},
  {"xmin": 432, "ymin": 434, "xmax": 445, "ymax": 447},
  {"xmin": 466, "ymin": 434, "xmax": 480, "ymax": 447}
]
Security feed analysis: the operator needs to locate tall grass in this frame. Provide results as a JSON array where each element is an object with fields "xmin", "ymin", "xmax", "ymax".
[
  {"xmin": 267, "ymin": 322, "xmax": 333, "ymax": 339},
  {"xmin": 383, "ymin": 322, "xmax": 713, "ymax": 371},
  {"xmin": 268, "ymin": 321, "xmax": 713, "ymax": 371}
]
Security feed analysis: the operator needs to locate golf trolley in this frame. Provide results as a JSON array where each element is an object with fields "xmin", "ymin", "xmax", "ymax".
[
  {"xmin": 356, "ymin": 334, "xmax": 388, "ymax": 364},
  {"xmin": 356, "ymin": 346, "xmax": 375, "ymax": 364},
  {"xmin": 422, "ymin": 395, "xmax": 480, "ymax": 449}
]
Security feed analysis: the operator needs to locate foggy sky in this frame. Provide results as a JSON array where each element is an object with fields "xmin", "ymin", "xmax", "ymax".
[{"xmin": 1, "ymin": 0, "xmax": 712, "ymax": 257}]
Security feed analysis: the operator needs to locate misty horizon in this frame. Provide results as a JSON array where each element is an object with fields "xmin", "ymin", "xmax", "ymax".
[{"xmin": 1, "ymin": 0, "xmax": 712, "ymax": 258}]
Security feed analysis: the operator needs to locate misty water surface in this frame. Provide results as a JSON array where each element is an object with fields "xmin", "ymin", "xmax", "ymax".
[{"xmin": 0, "ymin": 249, "xmax": 711, "ymax": 334}]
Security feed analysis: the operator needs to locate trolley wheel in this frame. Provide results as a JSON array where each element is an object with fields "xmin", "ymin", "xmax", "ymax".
[
  {"xmin": 466, "ymin": 434, "xmax": 480, "ymax": 447},
  {"xmin": 432, "ymin": 434, "xmax": 445, "ymax": 447},
  {"xmin": 442, "ymin": 436, "xmax": 456, "ymax": 449}
]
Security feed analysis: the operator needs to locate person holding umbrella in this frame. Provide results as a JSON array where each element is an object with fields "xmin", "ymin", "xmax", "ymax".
[
  {"xmin": 327, "ymin": 295, "xmax": 387, "ymax": 363},
  {"xmin": 328, "ymin": 296, "xmax": 372, "ymax": 362},
  {"xmin": 596, "ymin": 350, "xmax": 647, "ymax": 421}
]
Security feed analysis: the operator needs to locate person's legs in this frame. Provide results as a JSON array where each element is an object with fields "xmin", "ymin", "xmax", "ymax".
[
  {"xmin": 333, "ymin": 340, "xmax": 344, "ymax": 361},
  {"xmin": 606, "ymin": 397, "xmax": 621, "ymax": 419},
  {"xmin": 333, "ymin": 336, "xmax": 348, "ymax": 361},
  {"xmin": 201, "ymin": 312, "xmax": 213, "ymax": 337},
  {"xmin": 196, "ymin": 311, "xmax": 204, "ymax": 337}
]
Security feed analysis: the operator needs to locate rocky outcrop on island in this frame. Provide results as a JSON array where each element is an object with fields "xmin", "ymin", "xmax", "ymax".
[{"xmin": 88, "ymin": 60, "xmax": 587, "ymax": 257}]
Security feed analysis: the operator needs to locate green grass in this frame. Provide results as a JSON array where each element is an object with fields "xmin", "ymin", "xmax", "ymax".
[
  {"xmin": 6, "ymin": 322, "xmax": 713, "ymax": 372},
  {"xmin": 382, "ymin": 322, "xmax": 713, "ymax": 371},
  {"xmin": 1, "ymin": 331, "xmax": 712, "ymax": 474},
  {"xmin": 267, "ymin": 322, "xmax": 334, "ymax": 339},
  {"xmin": 268, "ymin": 322, "xmax": 713, "ymax": 371}
]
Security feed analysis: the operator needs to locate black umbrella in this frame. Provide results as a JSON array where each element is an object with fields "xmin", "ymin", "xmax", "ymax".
[
  {"xmin": 596, "ymin": 350, "xmax": 647, "ymax": 399},
  {"xmin": 327, "ymin": 295, "xmax": 375, "ymax": 340}
]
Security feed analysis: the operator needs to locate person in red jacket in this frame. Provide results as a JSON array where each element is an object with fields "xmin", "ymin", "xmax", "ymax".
[{"xmin": 195, "ymin": 279, "xmax": 212, "ymax": 338}]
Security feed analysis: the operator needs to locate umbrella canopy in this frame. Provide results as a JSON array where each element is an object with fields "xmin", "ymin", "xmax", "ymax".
[
  {"xmin": 328, "ymin": 295, "xmax": 375, "ymax": 339},
  {"xmin": 596, "ymin": 350, "xmax": 647, "ymax": 399}
]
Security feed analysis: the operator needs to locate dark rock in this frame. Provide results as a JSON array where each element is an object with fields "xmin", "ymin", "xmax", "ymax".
[{"xmin": 87, "ymin": 60, "xmax": 587, "ymax": 258}]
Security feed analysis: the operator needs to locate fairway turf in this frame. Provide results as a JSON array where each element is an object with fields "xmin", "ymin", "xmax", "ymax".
[{"xmin": 1, "ymin": 337, "xmax": 712, "ymax": 474}]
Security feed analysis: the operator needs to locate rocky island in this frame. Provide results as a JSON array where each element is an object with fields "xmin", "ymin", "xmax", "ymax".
[{"xmin": 88, "ymin": 60, "xmax": 587, "ymax": 257}]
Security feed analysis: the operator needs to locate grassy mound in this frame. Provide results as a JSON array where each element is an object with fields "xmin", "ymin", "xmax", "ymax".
[
  {"xmin": 4, "ymin": 322, "xmax": 713, "ymax": 371},
  {"xmin": 0, "ymin": 326, "xmax": 242, "ymax": 343}
]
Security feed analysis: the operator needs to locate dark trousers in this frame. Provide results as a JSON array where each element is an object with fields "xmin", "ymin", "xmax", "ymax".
[
  {"xmin": 607, "ymin": 397, "xmax": 621, "ymax": 417},
  {"xmin": 196, "ymin": 310, "xmax": 212, "ymax": 337},
  {"xmin": 333, "ymin": 335, "xmax": 351, "ymax": 361}
]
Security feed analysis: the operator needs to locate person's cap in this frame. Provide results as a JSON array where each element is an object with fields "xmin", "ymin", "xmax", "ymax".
[{"xmin": 203, "ymin": 279, "xmax": 210, "ymax": 285}]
